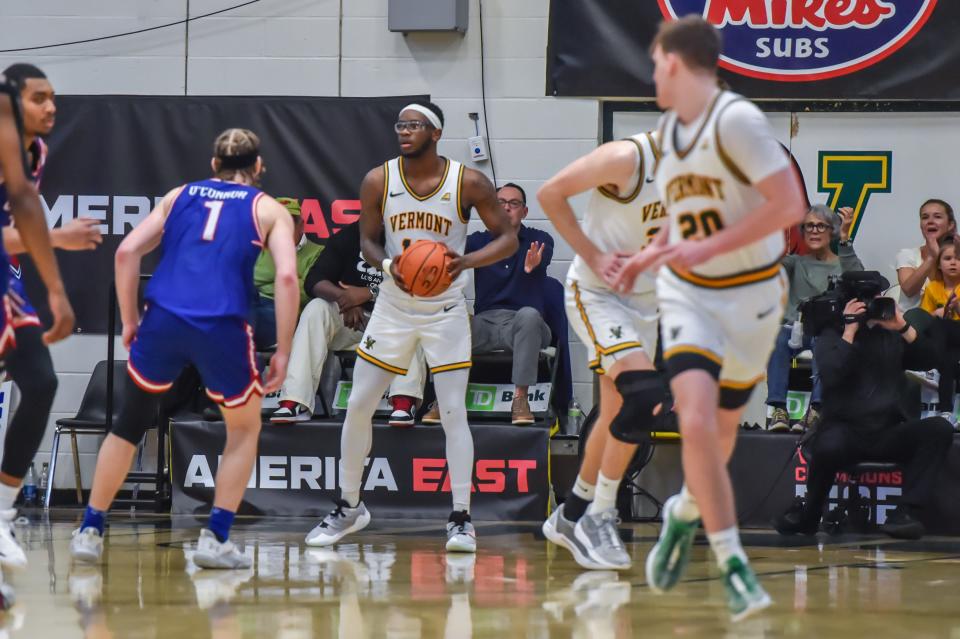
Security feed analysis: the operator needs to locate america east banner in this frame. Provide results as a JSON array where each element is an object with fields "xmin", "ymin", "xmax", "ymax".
[
  {"xmin": 547, "ymin": 1, "xmax": 960, "ymax": 100},
  {"xmin": 170, "ymin": 420, "xmax": 551, "ymax": 522},
  {"xmin": 20, "ymin": 94, "xmax": 424, "ymax": 333}
]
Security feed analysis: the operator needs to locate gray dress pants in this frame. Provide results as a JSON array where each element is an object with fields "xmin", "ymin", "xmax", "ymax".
[{"xmin": 470, "ymin": 307, "xmax": 551, "ymax": 387}]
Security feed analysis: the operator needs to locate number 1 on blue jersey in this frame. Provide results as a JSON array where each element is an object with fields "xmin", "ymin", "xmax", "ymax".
[{"xmin": 202, "ymin": 201, "xmax": 223, "ymax": 241}]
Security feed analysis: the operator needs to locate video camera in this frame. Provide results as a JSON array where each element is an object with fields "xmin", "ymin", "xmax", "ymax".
[{"xmin": 800, "ymin": 271, "xmax": 895, "ymax": 337}]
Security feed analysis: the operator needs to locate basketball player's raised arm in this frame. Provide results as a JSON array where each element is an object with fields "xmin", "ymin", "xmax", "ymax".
[
  {"xmin": 0, "ymin": 95, "xmax": 74, "ymax": 343},
  {"xmin": 669, "ymin": 102, "xmax": 806, "ymax": 270},
  {"xmin": 537, "ymin": 141, "xmax": 642, "ymax": 277},
  {"xmin": 114, "ymin": 188, "xmax": 176, "ymax": 349},
  {"xmin": 260, "ymin": 196, "xmax": 298, "ymax": 394},
  {"xmin": 453, "ymin": 168, "xmax": 518, "ymax": 275}
]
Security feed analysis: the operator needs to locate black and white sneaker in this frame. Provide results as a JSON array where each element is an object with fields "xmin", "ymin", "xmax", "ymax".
[{"xmin": 271, "ymin": 402, "xmax": 311, "ymax": 423}]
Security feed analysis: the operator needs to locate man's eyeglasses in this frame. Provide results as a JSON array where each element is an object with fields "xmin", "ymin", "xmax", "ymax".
[
  {"xmin": 803, "ymin": 222, "xmax": 829, "ymax": 233},
  {"xmin": 394, "ymin": 120, "xmax": 431, "ymax": 133},
  {"xmin": 498, "ymin": 198, "xmax": 525, "ymax": 209}
]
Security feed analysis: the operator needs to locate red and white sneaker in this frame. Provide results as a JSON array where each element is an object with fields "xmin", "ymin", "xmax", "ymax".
[
  {"xmin": 388, "ymin": 395, "xmax": 416, "ymax": 427},
  {"xmin": 270, "ymin": 401, "xmax": 311, "ymax": 423}
]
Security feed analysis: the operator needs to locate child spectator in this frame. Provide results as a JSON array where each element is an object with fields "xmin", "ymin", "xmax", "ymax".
[{"xmin": 920, "ymin": 234, "xmax": 960, "ymax": 426}]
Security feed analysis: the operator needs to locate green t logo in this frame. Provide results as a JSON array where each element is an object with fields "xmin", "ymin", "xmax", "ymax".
[{"xmin": 817, "ymin": 151, "xmax": 892, "ymax": 240}]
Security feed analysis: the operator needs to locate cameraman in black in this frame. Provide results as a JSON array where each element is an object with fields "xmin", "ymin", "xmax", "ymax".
[{"xmin": 776, "ymin": 272, "xmax": 954, "ymax": 539}]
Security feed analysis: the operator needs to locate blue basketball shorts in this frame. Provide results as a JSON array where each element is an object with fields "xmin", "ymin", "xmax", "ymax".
[{"xmin": 127, "ymin": 304, "xmax": 262, "ymax": 407}]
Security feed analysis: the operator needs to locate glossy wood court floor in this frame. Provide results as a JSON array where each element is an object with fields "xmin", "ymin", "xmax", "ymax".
[{"xmin": 3, "ymin": 512, "xmax": 960, "ymax": 638}]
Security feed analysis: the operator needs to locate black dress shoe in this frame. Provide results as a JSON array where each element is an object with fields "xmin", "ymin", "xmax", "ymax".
[
  {"xmin": 774, "ymin": 497, "xmax": 819, "ymax": 536},
  {"xmin": 879, "ymin": 507, "xmax": 925, "ymax": 540}
]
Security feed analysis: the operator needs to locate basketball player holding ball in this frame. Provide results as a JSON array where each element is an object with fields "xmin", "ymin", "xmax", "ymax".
[{"xmin": 305, "ymin": 101, "xmax": 517, "ymax": 552}]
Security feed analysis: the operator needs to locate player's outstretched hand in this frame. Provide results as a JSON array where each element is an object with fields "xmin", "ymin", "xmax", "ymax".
[
  {"xmin": 264, "ymin": 351, "xmax": 289, "ymax": 395},
  {"xmin": 58, "ymin": 218, "xmax": 103, "ymax": 251},
  {"xmin": 43, "ymin": 289, "xmax": 75, "ymax": 345}
]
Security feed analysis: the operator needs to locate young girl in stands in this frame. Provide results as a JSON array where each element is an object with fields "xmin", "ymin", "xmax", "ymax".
[
  {"xmin": 897, "ymin": 199, "xmax": 956, "ymax": 310},
  {"xmin": 920, "ymin": 234, "xmax": 960, "ymax": 427}
]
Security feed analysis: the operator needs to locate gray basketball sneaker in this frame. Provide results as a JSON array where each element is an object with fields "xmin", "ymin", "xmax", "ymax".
[
  {"xmin": 193, "ymin": 529, "xmax": 252, "ymax": 569},
  {"xmin": 305, "ymin": 500, "xmax": 371, "ymax": 547},
  {"xmin": 542, "ymin": 504, "xmax": 605, "ymax": 570},
  {"xmin": 574, "ymin": 508, "xmax": 631, "ymax": 570},
  {"xmin": 445, "ymin": 510, "xmax": 477, "ymax": 553},
  {"xmin": 70, "ymin": 527, "xmax": 104, "ymax": 565}
]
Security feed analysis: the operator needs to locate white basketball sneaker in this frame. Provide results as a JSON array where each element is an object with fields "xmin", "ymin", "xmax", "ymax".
[
  {"xmin": 445, "ymin": 510, "xmax": 477, "ymax": 553},
  {"xmin": 0, "ymin": 509, "xmax": 26, "ymax": 569}
]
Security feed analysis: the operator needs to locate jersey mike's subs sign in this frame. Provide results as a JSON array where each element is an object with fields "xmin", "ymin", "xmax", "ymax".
[
  {"xmin": 546, "ymin": 0, "xmax": 959, "ymax": 100},
  {"xmin": 658, "ymin": 0, "xmax": 937, "ymax": 82}
]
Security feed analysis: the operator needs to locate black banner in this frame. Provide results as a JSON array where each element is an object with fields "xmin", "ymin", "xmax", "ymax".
[
  {"xmin": 23, "ymin": 94, "xmax": 424, "ymax": 333},
  {"xmin": 170, "ymin": 420, "xmax": 550, "ymax": 522},
  {"xmin": 728, "ymin": 432, "xmax": 960, "ymax": 534},
  {"xmin": 547, "ymin": 1, "xmax": 960, "ymax": 101}
]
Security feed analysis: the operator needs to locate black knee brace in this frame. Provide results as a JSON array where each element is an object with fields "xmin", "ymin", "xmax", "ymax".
[
  {"xmin": 609, "ymin": 370, "xmax": 668, "ymax": 444},
  {"xmin": 110, "ymin": 375, "xmax": 164, "ymax": 445}
]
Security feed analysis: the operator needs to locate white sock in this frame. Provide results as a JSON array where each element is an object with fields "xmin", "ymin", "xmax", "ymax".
[
  {"xmin": 672, "ymin": 484, "xmax": 701, "ymax": 522},
  {"xmin": 572, "ymin": 474, "xmax": 595, "ymax": 501},
  {"xmin": 0, "ymin": 482, "xmax": 19, "ymax": 512},
  {"xmin": 587, "ymin": 471, "xmax": 620, "ymax": 515},
  {"xmin": 707, "ymin": 526, "xmax": 747, "ymax": 569}
]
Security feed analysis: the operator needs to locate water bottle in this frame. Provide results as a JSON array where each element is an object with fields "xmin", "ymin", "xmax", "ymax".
[
  {"xmin": 567, "ymin": 400, "xmax": 585, "ymax": 434},
  {"xmin": 787, "ymin": 317, "xmax": 803, "ymax": 350},
  {"xmin": 39, "ymin": 463, "xmax": 49, "ymax": 495},
  {"xmin": 22, "ymin": 464, "xmax": 37, "ymax": 506}
]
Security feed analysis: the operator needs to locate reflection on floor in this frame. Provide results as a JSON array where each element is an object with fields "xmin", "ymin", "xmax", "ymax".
[{"xmin": 4, "ymin": 511, "xmax": 960, "ymax": 637}]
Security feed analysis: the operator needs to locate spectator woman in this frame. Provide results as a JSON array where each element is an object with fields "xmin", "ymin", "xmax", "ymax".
[
  {"xmin": 896, "ymin": 199, "xmax": 956, "ymax": 310},
  {"xmin": 920, "ymin": 234, "xmax": 960, "ymax": 426},
  {"xmin": 766, "ymin": 205, "xmax": 864, "ymax": 432}
]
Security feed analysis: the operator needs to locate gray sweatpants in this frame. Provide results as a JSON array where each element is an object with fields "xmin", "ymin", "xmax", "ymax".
[{"xmin": 470, "ymin": 307, "xmax": 551, "ymax": 387}]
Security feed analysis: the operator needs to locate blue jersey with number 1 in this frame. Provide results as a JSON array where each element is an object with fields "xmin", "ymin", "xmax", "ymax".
[{"xmin": 145, "ymin": 179, "xmax": 264, "ymax": 322}]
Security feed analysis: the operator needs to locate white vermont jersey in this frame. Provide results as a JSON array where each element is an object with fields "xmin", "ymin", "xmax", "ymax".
[
  {"xmin": 568, "ymin": 131, "xmax": 666, "ymax": 294},
  {"xmin": 657, "ymin": 91, "xmax": 785, "ymax": 288},
  {"xmin": 381, "ymin": 156, "xmax": 469, "ymax": 302}
]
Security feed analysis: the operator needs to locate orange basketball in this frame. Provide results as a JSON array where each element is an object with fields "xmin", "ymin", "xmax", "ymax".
[{"xmin": 396, "ymin": 240, "xmax": 453, "ymax": 297}]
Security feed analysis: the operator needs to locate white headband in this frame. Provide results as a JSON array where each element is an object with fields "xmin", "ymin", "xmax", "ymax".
[{"xmin": 400, "ymin": 104, "xmax": 442, "ymax": 129}]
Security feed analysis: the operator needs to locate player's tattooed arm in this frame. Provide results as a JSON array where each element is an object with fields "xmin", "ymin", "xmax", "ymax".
[
  {"xmin": 0, "ymin": 95, "xmax": 74, "ymax": 343},
  {"xmin": 451, "ymin": 167, "xmax": 518, "ymax": 278},
  {"xmin": 358, "ymin": 165, "xmax": 409, "ymax": 292},
  {"xmin": 537, "ymin": 140, "xmax": 641, "ymax": 281}
]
